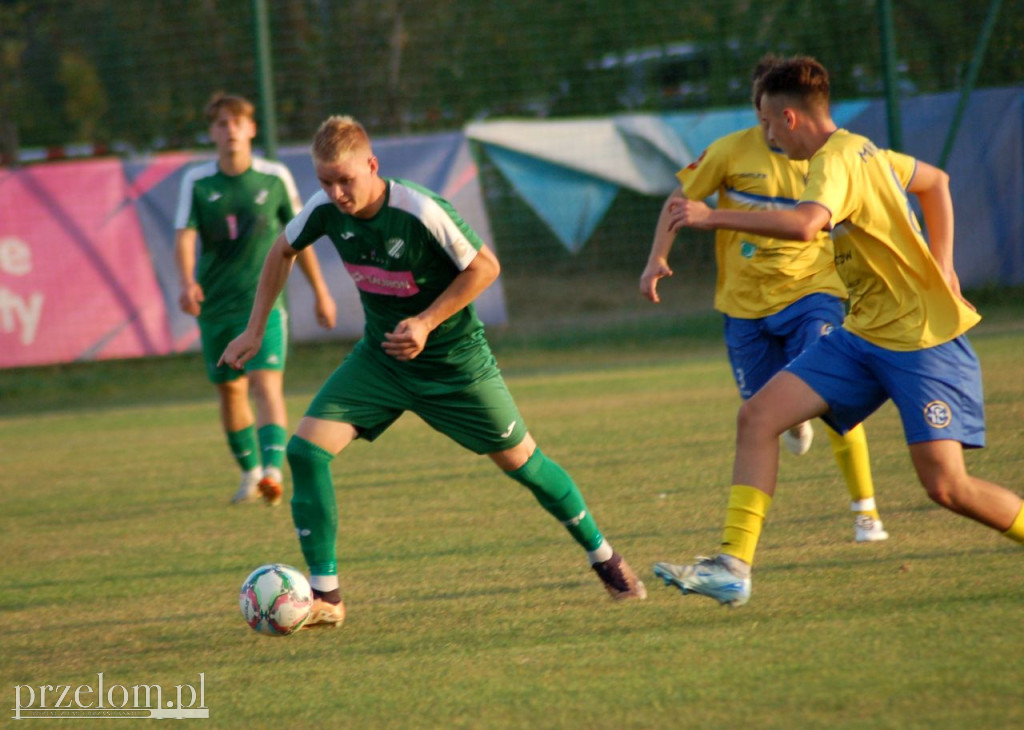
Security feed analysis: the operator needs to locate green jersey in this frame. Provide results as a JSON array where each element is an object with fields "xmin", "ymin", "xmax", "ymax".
[
  {"xmin": 286, "ymin": 178, "xmax": 490, "ymax": 379},
  {"xmin": 175, "ymin": 158, "xmax": 301, "ymax": 321}
]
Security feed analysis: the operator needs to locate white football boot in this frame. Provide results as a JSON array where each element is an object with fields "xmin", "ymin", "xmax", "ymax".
[
  {"xmin": 782, "ymin": 421, "xmax": 814, "ymax": 456},
  {"xmin": 230, "ymin": 468, "xmax": 262, "ymax": 504},
  {"xmin": 854, "ymin": 515, "xmax": 890, "ymax": 542},
  {"xmin": 653, "ymin": 555, "xmax": 751, "ymax": 607}
]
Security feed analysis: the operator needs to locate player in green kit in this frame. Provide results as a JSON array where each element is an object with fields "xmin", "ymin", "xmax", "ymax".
[
  {"xmin": 220, "ymin": 115, "xmax": 647, "ymax": 627},
  {"xmin": 175, "ymin": 93, "xmax": 337, "ymax": 506}
]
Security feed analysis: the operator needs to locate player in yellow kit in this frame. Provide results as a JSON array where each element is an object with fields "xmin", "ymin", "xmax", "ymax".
[
  {"xmin": 641, "ymin": 56, "xmax": 888, "ymax": 542},
  {"xmin": 653, "ymin": 55, "xmax": 1024, "ymax": 607}
]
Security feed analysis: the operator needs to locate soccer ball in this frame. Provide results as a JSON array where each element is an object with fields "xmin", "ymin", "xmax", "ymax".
[{"xmin": 239, "ymin": 563, "xmax": 313, "ymax": 636}]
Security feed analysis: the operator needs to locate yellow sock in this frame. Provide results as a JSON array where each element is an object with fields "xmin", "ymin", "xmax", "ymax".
[
  {"xmin": 826, "ymin": 423, "xmax": 880, "ymax": 519},
  {"xmin": 720, "ymin": 485, "xmax": 772, "ymax": 565},
  {"xmin": 1003, "ymin": 504, "xmax": 1024, "ymax": 545}
]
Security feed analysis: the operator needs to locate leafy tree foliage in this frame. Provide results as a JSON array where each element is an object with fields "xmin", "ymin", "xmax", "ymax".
[{"xmin": 1, "ymin": 0, "xmax": 1021, "ymax": 156}]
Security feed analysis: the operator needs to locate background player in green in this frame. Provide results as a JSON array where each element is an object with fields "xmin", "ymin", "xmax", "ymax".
[
  {"xmin": 221, "ymin": 115, "xmax": 647, "ymax": 628},
  {"xmin": 641, "ymin": 55, "xmax": 888, "ymax": 543},
  {"xmin": 653, "ymin": 55, "xmax": 1024, "ymax": 607},
  {"xmin": 174, "ymin": 92, "xmax": 337, "ymax": 506}
]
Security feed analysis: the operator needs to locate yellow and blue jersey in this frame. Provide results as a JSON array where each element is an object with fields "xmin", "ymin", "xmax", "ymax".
[
  {"xmin": 677, "ymin": 126, "xmax": 846, "ymax": 318},
  {"xmin": 801, "ymin": 129, "xmax": 981, "ymax": 350}
]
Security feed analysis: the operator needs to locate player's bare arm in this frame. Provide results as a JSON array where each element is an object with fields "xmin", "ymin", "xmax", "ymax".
[
  {"xmin": 174, "ymin": 228, "xmax": 204, "ymax": 316},
  {"xmin": 669, "ymin": 197, "xmax": 830, "ymax": 242},
  {"xmin": 640, "ymin": 191, "xmax": 683, "ymax": 303},
  {"xmin": 220, "ymin": 233, "xmax": 300, "ymax": 370},
  {"xmin": 382, "ymin": 243, "xmax": 501, "ymax": 362},
  {"xmin": 906, "ymin": 161, "xmax": 969, "ymax": 305},
  {"xmin": 294, "ymin": 246, "xmax": 338, "ymax": 329}
]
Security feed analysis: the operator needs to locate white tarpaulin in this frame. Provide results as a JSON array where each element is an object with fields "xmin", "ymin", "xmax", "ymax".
[{"xmin": 467, "ymin": 89, "xmax": 1024, "ymax": 287}]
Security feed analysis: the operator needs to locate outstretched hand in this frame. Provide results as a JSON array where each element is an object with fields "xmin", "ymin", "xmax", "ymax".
[
  {"xmin": 943, "ymin": 268, "xmax": 976, "ymax": 312},
  {"xmin": 219, "ymin": 330, "xmax": 262, "ymax": 371},
  {"xmin": 640, "ymin": 260, "xmax": 673, "ymax": 303},
  {"xmin": 667, "ymin": 198, "xmax": 714, "ymax": 232},
  {"xmin": 178, "ymin": 282, "xmax": 204, "ymax": 316},
  {"xmin": 315, "ymin": 295, "xmax": 337, "ymax": 329}
]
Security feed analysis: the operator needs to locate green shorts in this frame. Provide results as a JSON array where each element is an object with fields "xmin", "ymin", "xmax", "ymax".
[
  {"xmin": 306, "ymin": 340, "xmax": 528, "ymax": 454},
  {"xmin": 200, "ymin": 308, "xmax": 288, "ymax": 384}
]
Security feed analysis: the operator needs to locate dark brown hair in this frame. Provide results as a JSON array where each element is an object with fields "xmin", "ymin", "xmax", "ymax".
[
  {"xmin": 751, "ymin": 53, "xmax": 783, "ymax": 109},
  {"xmin": 757, "ymin": 56, "xmax": 830, "ymax": 112}
]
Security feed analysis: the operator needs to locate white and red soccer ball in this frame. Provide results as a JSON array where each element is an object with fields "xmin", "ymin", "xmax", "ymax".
[{"xmin": 239, "ymin": 563, "xmax": 313, "ymax": 636}]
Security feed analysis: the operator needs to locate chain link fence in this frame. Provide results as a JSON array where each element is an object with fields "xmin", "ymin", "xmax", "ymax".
[{"xmin": 2, "ymin": 0, "xmax": 1021, "ymax": 343}]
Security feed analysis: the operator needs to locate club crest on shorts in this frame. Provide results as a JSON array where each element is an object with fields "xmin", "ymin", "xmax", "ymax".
[{"xmin": 923, "ymin": 400, "xmax": 952, "ymax": 429}]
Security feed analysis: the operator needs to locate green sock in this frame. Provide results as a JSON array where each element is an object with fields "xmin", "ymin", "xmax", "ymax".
[
  {"xmin": 226, "ymin": 426, "xmax": 260, "ymax": 471},
  {"xmin": 287, "ymin": 436, "xmax": 338, "ymax": 576},
  {"xmin": 506, "ymin": 448, "xmax": 604, "ymax": 552},
  {"xmin": 258, "ymin": 424, "xmax": 288, "ymax": 471}
]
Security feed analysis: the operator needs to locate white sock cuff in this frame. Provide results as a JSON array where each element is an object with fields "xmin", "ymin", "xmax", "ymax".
[
  {"xmin": 587, "ymin": 541, "xmax": 614, "ymax": 565},
  {"xmin": 309, "ymin": 574, "xmax": 339, "ymax": 592},
  {"xmin": 850, "ymin": 497, "xmax": 877, "ymax": 512}
]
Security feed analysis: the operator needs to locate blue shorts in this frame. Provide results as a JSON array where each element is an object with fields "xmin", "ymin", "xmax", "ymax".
[
  {"xmin": 724, "ymin": 293, "xmax": 845, "ymax": 398},
  {"xmin": 785, "ymin": 328, "xmax": 986, "ymax": 447}
]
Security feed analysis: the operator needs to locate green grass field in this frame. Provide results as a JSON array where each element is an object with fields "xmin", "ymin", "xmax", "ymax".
[{"xmin": 2, "ymin": 313, "xmax": 1023, "ymax": 728}]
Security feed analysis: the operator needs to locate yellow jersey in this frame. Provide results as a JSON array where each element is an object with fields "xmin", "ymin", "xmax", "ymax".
[
  {"xmin": 677, "ymin": 126, "xmax": 846, "ymax": 318},
  {"xmin": 801, "ymin": 129, "xmax": 980, "ymax": 350}
]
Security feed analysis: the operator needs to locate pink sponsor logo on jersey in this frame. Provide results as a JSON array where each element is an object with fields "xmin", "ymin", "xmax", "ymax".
[{"xmin": 344, "ymin": 262, "xmax": 419, "ymax": 297}]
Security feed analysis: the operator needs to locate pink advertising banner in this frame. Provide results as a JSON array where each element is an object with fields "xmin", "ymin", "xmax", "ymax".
[
  {"xmin": 0, "ymin": 132, "xmax": 505, "ymax": 370},
  {"xmin": 0, "ymin": 156, "xmax": 191, "ymax": 368}
]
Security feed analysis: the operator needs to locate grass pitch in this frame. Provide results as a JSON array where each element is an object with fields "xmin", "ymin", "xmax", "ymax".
[{"xmin": 2, "ymin": 315, "xmax": 1022, "ymax": 728}]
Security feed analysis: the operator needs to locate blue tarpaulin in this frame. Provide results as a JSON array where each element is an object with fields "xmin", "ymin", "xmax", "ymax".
[{"xmin": 467, "ymin": 88, "xmax": 1024, "ymax": 288}]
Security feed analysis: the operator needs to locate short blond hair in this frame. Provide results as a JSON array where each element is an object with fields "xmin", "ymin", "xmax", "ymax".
[
  {"xmin": 312, "ymin": 115, "xmax": 372, "ymax": 163},
  {"xmin": 204, "ymin": 92, "xmax": 254, "ymax": 123}
]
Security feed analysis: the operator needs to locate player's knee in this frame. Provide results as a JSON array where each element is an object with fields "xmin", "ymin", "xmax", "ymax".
[
  {"xmin": 286, "ymin": 435, "xmax": 333, "ymax": 475},
  {"xmin": 287, "ymin": 435, "xmax": 311, "ymax": 467},
  {"xmin": 218, "ymin": 377, "xmax": 249, "ymax": 404},
  {"xmin": 920, "ymin": 472, "xmax": 967, "ymax": 511},
  {"xmin": 249, "ymin": 374, "xmax": 281, "ymax": 406},
  {"xmin": 736, "ymin": 399, "xmax": 777, "ymax": 438}
]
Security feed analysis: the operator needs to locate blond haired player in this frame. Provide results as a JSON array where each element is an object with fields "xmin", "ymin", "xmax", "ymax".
[{"xmin": 221, "ymin": 116, "xmax": 646, "ymax": 628}]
